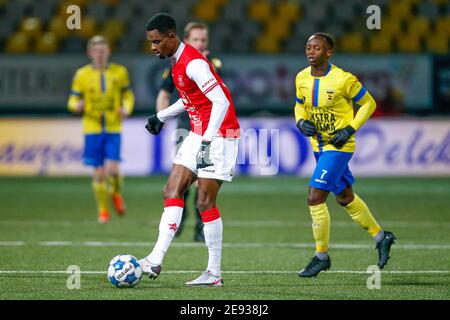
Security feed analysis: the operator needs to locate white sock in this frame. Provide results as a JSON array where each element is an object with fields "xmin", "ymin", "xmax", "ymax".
[
  {"xmin": 147, "ymin": 205, "xmax": 183, "ymax": 265},
  {"xmin": 204, "ymin": 217, "xmax": 223, "ymax": 277}
]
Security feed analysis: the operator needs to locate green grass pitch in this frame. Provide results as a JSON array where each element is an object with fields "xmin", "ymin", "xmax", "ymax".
[{"xmin": 0, "ymin": 176, "xmax": 449, "ymax": 300}]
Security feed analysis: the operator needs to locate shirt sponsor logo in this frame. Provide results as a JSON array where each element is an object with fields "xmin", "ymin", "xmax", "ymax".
[{"xmin": 202, "ymin": 78, "xmax": 215, "ymax": 89}]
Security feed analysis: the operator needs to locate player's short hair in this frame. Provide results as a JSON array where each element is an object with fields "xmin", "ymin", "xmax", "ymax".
[
  {"xmin": 87, "ymin": 35, "xmax": 109, "ymax": 49},
  {"xmin": 312, "ymin": 32, "xmax": 334, "ymax": 49},
  {"xmin": 183, "ymin": 22, "xmax": 208, "ymax": 39},
  {"xmin": 146, "ymin": 13, "xmax": 177, "ymax": 34}
]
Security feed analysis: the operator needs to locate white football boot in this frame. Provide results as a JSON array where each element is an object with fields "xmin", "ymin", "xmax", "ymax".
[
  {"xmin": 138, "ymin": 258, "xmax": 161, "ymax": 279},
  {"xmin": 185, "ymin": 270, "xmax": 224, "ymax": 287}
]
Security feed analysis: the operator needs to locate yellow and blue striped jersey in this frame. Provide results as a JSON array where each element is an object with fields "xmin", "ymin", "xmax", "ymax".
[
  {"xmin": 294, "ymin": 64, "xmax": 375, "ymax": 153},
  {"xmin": 67, "ymin": 63, "xmax": 134, "ymax": 134}
]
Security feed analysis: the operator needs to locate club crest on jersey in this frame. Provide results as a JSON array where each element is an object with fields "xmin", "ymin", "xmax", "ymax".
[
  {"xmin": 326, "ymin": 89, "xmax": 335, "ymax": 101},
  {"xmin": 177, "ymin": 75, "xmax": 185, "ymax": 87}
]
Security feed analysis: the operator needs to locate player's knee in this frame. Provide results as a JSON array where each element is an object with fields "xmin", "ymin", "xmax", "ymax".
[
  {"xmin": 307, "ymin": 187, "xmax": 329, "ymax": 206},
  {"xmin": 93, "ymin": 169, "xmax": 106, "ymax": 183},
  {"xmin": 106, "ymin": 166, "xmax": 119, "ymax": 177},
  {"xmin": 307, "ymin": 194, "xmax": 326, "ymax": 206},
  {"xmin": 335, "ymin": 193, "xmax": 354, "ymax": 206},
  {"xmin": 196, "ymin": 199, "xmax": 208, "ymax": 213},
  {"xmin": 335, "ymin": 196, "xmax": 347, "ymax": 206},
  {"xmin": 196, "ymin": 191, "xmax": 214, "ymax": 213},
  {"xmin": 162, "ymin": 184, "xmax": 183, "ymax": 200},
  {"xmin": 93, "ymin": 176, "xmax": 105, "ymax": 183}
]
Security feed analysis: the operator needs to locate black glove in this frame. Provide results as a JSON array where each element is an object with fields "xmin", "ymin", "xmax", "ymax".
[
  {"xmin": 145, "ymin": 114, "xmax": 164, "ymax": 135},
  {"xmin": 328, "ymin": 125, "xmax": 355, "ymax": 149},
  {"xmin": 296, "ymin": 119, "xmax": 317, "ymax": 137},
  {"xmin": 196, "ymin": 140, "xmax": 213, "ymax": 169}
]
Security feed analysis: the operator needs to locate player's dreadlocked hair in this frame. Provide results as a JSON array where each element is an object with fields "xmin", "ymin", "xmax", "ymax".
[
  {"xmin": 146, "ymin": 13, "xmax": 177, "ymax": 34},
  {"xmin": 313, "ymin": 32, "xmax": 334, "ymax": 49}
]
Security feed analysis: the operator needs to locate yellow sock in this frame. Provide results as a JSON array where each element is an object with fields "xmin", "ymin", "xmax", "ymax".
[
  {"xmin": 309, "ymin": 203, "xmax": 330, "ymax": 253},
  {"xmin": 92, "ymin": 181, "xmax": 108, "ymax": 212},
  {"xmin": 108, "ymin": 174, "xmax": 123, "ymax": 196},
  {"xmin": 344, "ymin": 194, "xmax": 382, "ymax": 237}
]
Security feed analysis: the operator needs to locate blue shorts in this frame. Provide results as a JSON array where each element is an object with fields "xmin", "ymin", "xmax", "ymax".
[
  {"xmin": 83, "ymin": 133, "xmax": 121, "ymax": 167},
  {"xmin": 309, "ymin": 151, "xmax": 355, "ymax": 195}
]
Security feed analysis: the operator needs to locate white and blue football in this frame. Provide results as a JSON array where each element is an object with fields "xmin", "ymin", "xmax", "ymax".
[{"xmin": 107, "ymin": 254, "xmax": 142, "ymax": 288}]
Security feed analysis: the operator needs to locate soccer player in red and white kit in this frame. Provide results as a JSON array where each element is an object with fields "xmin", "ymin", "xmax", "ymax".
[{"xmin": 139, "ymin": 13, "xmax": 240, "ymax": 286}]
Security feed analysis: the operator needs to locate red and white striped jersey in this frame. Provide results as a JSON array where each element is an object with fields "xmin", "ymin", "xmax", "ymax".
[{"xmin": 171, "ymin": 43, "xmax": 240, "ymax": 139}]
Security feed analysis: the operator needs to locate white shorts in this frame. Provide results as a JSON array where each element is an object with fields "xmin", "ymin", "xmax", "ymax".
[{"xmin": 173, "ymin": 132, "xmax": 239, "ymax": 182}]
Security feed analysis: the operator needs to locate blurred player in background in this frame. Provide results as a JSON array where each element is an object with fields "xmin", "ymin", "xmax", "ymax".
[
  {"xmin": 67, "ymin": 35, "xmax": 134, "ymax": 224},
  {"xmin": 156, "ymin": 21, "xmax": 223, "ymax": 242},
  {"xmin": 140, "ymin": 13, "xmax": 240, "ymax": 286},
  {"xmin": 294, "ymin": 33, "xmax": 396, "ymax": 277}
]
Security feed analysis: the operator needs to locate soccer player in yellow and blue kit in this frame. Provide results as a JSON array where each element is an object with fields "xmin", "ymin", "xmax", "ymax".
[
  {"xmin": 294, "ymin": 33, "xmax": 396, "ymax": 277},
  {"xmin": 67, "ymin": 35, "xmax": 134, "ymax": 223}
]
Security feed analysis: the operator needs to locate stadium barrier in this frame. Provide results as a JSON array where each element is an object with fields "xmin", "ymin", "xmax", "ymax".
[{"xmin": 1, "ymin": 117, "xmax": 449, "ymax": 177}]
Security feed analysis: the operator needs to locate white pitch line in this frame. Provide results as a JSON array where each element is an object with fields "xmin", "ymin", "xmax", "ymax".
[
  {"xmin": 0, "ymin": 241, "xmax": 25, "ymax": 246},
  {"xmin": 127, "ymin": 183, "xmax": 450, "ymax": 195},
  {"xmin": 1, "ymin": 241, "xmax": 448, "ymax": 250},
  {"xmin": 0, "ymin": 270, "xmax": 449, "ymax": 275},
  {"xmin": 40, "ymin": 241, "xmax": 73, "ymax": 246},
  {"xmin": 2, "ymin": 219, "xmax": 450, "ymax": 229}
]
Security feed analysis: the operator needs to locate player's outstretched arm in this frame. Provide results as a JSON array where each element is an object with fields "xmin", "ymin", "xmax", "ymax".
[
  {"xmin": 145, "ymin": 99, "xmax": 185, "ymax": 135},
  {"xmin": 157, "ymin": 98, "xmax": 185, "ymax": 121}
]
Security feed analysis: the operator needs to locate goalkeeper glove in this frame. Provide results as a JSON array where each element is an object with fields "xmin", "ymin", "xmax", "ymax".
[
  {"xmin": 328, "ymin": 125, "xmax": 355, "ymax": 149},
  {"xmin": 196, "ymin": 140, "xmax": 213, "ymax": 169},
  {"xmin": 145, "ymin": 114, "xmax": 164, "ymax": 135},
  {"xmin": 296, "ymin": 119, "xmax": 317, "ymax": 137}
]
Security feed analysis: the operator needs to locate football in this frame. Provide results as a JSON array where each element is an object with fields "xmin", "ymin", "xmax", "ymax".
[{"xmin": 107, "ymin": 254, "xmax": 142, "ymax": 288}]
